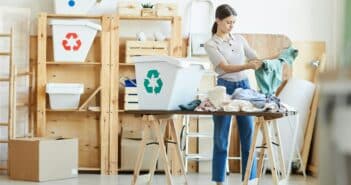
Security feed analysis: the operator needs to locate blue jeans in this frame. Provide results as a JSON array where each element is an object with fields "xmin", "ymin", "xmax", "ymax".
[{"xmin": 212, "ymin": 78, "xmax": 257, "ymax": 182}]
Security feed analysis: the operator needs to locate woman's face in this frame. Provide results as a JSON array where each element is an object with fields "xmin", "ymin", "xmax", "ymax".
[{"xmin": 216, "ymin": 15, "xmax": 236, "ymax": 34}]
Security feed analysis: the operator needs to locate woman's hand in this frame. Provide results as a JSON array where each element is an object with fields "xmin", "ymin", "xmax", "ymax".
[{"xmin": 247, "ymin": 59, "xmax": 263, "ymax": 70}]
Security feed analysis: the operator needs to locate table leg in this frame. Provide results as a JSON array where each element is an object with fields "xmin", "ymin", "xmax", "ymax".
[
  {"xmin": 152, "ymin": 119, "xmax": 174, "ymax": 185},
  {"xmin": 131, "ymin": 122, "xmax": 148, "ymax": 185},
  {"xmin": 169, "ymin": 119, "xmax": 189, "ymax": 185},
  {"xmin": 243, "ymin": 120, "xmax": 261, "ymax": 185},
  {"xmin": 263, "ymin": 121, "xmax": 279, "ymax": 185}
]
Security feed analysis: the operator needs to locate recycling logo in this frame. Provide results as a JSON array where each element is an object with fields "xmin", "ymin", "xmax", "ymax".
[
  {"xmin": 62, "ymin": 32, "xmax": 82, "ymax": 51},
  {"xmin": 144, "ymin": 69, "xmax": 163, "ymax": 94}
]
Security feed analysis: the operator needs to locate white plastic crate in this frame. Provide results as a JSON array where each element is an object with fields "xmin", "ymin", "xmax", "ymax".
[
  {"xmin": 46, "ymin": 83, "xmax": 84, "ymax": 110},
  {"xmin": 54, "ymin": 0, "xmax": 96, "ymax": 14},
  {"xmin": 133, "ymin": 56, "xmax": 207, "ymax": 110},
  {"xmin": 49, "ymin": 20, "xmax": 101, "ymax": 62}
]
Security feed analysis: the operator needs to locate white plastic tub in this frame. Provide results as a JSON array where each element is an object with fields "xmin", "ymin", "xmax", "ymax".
[
  {"xmin": 46, "ymin": 83, "xmax": 84, "ymax": 110},
  {"xmin": 49, "ymin": 20, "xmax": 102, "ymax": 62},
  {"xmin": 133, "ymin": 56, "xmax": 207, "ymax": 110},
  {"xmin": 54, "ymin": 0, "xmax": 96, "ymax": 14}
]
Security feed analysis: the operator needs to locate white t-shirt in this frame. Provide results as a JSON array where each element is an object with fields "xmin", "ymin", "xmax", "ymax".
[{"xmin": 204, "ymin": 33, "xmax": 257, "ymax": 82}]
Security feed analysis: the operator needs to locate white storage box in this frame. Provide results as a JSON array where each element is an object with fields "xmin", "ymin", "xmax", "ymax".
[
  {"xmin": 49, "ymin": 20, "xmax": 102, "ymax": 62},
  {"xmin": 46, "ymin": 83, "xmax": 84, "ymax": 110},
  {"xmin": 133, "ymin": 56, "xmax": 207, "ymax": 110},
  {"xmin": 54, "ymin": 0, "xmax": 96, "ymax": 14}
]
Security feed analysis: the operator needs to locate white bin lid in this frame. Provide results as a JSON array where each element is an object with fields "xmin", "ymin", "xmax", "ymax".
[
  {"xmin": 49, "ymin": 20, "xmax": 102, "ymax": 31},
  {"xmin": 132, "ymin": 56, "xmax": 209, "ymax": 70},
  {"xmin": 46, "ymin": 83, "xmax": 84, "ymax": 94}
]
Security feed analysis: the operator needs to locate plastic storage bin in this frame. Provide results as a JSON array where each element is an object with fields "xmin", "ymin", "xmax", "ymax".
[
  {"xmin": 49, "ymin": 20, "xmax": 102, "ymax": 62},
  {"xmin": 46, "ymin": 83, "xmax": 84, "ymax": 110},
  {"xmin": 133, "ymin": 56, "xmax": 207, "ymax": 110},
  {"xmin": 54, "ymin": 0, "xmax": 96, "ymax": 14}
]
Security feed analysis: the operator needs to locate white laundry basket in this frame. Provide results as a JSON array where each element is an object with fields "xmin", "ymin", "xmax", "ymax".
[
  {"xmin": 49, "ymin": 20, "xmax": 101, "ymax": 62},
  {"xmin": 133, "ymin": 56, "xmax": 207, "ymax": 110},
  {"xmin": 54, "ymin": 0, "xmax": 96, "ymax": 14},
  {"xmin": 46, "ymin": 83, "xmax": 84, "ymax": 110}
]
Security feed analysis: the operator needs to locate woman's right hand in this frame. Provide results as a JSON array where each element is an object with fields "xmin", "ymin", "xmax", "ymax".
[{"xmin": 246, "ymin": 60, "xmax": 263, "ymax": 70}]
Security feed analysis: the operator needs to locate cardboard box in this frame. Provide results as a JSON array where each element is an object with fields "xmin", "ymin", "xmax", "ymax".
[
  {"xmin": 120, "ymin": 138, "xmax": 159, "ymax": 171},
  {"xmin": 9, "ymin": 137, "xmax": 78, "ymax": 182}
]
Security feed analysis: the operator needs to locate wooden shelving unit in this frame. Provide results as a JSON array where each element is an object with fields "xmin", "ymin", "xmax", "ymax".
[
  {"xmin": 34, "ymin": 13, "xmax": 182, "ymax": 175},
  {"xmin": 36, "ymin": 13, "xmax": 115, "ymax": 175},
  {"xmin": 112, "ymin": 15, "xmax": 182, "ymax": 174}
]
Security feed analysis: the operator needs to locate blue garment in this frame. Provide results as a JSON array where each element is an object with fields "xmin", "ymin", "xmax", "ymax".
[
  {"xmin": 232, "ymin": 88, "xmax": 267, "ymax": 108},
  {"xmin": 212, "ymin": 78, "xmax": 257, "ymax": 182},
  {"xmin": 255, "ymin": 47, "xmax": 298, "ymax": 95}
]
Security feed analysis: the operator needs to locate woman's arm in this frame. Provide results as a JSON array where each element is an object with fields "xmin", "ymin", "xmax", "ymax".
[{"xmin": 218, "ymin": 60, "xmax": 261, "ymax": 73}]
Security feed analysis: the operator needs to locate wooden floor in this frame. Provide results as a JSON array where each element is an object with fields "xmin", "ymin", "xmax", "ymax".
[{"xmin": 0, "ymin": 173, "xmax": 317, "ymax": 185}]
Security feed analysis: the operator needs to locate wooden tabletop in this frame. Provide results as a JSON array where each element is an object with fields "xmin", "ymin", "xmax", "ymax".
[{"xmin": 122, "ymin": 110, "xmax": 297, "ymax": 120}]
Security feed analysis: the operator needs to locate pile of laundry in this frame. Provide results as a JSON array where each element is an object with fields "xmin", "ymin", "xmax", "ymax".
[{"xmin": 179, "ymin": 86, "xmax": 291, "ymax": 113}]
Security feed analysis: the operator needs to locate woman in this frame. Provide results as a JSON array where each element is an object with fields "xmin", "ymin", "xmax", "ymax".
[{"xmin": 204, "ymin": 4, "xmax": 262, "ymax": 184}]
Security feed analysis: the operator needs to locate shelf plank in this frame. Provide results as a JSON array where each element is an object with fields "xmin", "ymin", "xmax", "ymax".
[
  {"xmin": 16, "ymin": 102, "xmax": 29, "ymax": 107},
  {"xmin": 0, "ymin": 122, "xmax": 8, "ymax": 126},
  {"xmin": 0, "ymin": 52, "xmax": 10, "ymax": 56},
  {"xmin": 47, "ymin": 14, "xmax": 102, "ymax": 19},
  {"xmin": 0, "ymin": 33, "xmax": 11, "ymax": 37},
  {"xmin": 47, "ymin": 61, "xmax": 101, "ymax": 65},
  {"xmin": 119, "ymin": 63, "xmax": 135, "ymax": 66},
  {"xmin": 119, "ymin": 15, "xmax": 174, "ymax": 21},
  {"xmin": 79, "ymin": 167, "xmax": 101, "ymax": 171},
  {"xmin": 0, "ymin": 77, "xmax": 9, "ymax": 82},
  {"xmin": 46, "ymin": 108, "xmax": 101, "ymax": 112},
  {"xmin": 0, "ymin": 140, "xmax": 8, "ymax": 143},
  {"xmin": 17, "ymin": 71, "xmax": 32, "ymax": 76}
]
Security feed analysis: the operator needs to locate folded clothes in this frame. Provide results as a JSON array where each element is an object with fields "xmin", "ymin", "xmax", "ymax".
[
  {"xmin": 194, "ymin": 99, "xmax": 219, "ymax": 112},
  {"xmin": 232, "ymin": 88, "xmax": 267, "ymax": 108}
]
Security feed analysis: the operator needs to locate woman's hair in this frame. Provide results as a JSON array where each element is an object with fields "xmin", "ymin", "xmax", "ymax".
[{"xmin": 212, "ymin": 4, "xmax": 237, "ymax": 35}]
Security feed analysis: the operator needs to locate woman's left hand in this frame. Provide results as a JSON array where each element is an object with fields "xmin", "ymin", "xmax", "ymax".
[{"xmin": 248, "ymin": 59, "xmax": 263, "ymax": 70}]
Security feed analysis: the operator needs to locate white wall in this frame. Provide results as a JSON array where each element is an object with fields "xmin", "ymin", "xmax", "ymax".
[{"xmin": 0, "ymin": 0, "xmax": 342, "ymax": 68}]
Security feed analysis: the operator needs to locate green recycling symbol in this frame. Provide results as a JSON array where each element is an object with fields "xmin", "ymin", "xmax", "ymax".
[{"xmin": 144, "ymin": 69, "xmax": 163, "ymax": 94}]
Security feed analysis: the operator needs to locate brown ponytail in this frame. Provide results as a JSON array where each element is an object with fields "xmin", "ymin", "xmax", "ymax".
[
  {"xmin": 212, "ymin": 22, "xmax": 218, "ymax": 35},
  {"xmin": 212, "ymin": 4, "xmax": 237, "ymax": 35}
]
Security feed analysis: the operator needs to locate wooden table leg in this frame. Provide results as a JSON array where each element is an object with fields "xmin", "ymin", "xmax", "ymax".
[
  {"xmin": 147, "ymin": 118, "xmax": 169, "ymax": 185},
  {"xmin": 243, "ymin": 119, "xmax": 261, "ymax": 185},
  {"xmin": 151, "ymin": 119, "xmax": 174, "ymax": 185},
  {"xmin": 147, "ymin": 124, "xmax": 162, "ymax": 185},
  {"xmin": 169, "ymin": 119, "xmax": 189, "ymax": 185},
  {"xmin": 131, "ymin": 122, "xmax": 148, "ymax": 185},
  {"xmin": 256, "ymin": 126, "xmax": 266, "ymax": 180},
  {"xmin": 263, "ymin": 121, "xmax": 279, "ymax": 185},
  {"xmin": 273, "ymin": 120, "xmax": 287, "ymax": 180}
]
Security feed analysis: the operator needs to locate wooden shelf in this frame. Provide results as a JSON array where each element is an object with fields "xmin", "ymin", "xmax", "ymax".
[
  {"xmin": 47, "ymin": 61, "xmax": 101, "ymax": 65},
  {"xmin": 79, "ymin": 167, "xmax": 101, "ymax": 171},
  {"xmin": 0, "ymin": 122, "xmax": 8, "ymax": 126},
  {"xmin": 0, "ymin": 52, "xmax": 10, "ymax": 56},
  {"xmin": 0, "ymin": 140, "xmax": 8, "ymax": 144},
  {"xmin": 119, "ymin": 63, "xmax": 135, "ymax": 66},
  {"xmin": 0, "ymin": 77, "xmax": 9, "ymax": 82},
  {"xmin": 46, "ymin": 109, "xmax": 101, "ymax": 112},
  {"xmin": 119, "ymin": 15, "xmax": 175, "ymax": 21},
  {"xmin": 0, "ymin": 33, "xmax": 11, "ymax": 37},
  {"xmin": 47, "ymin": 14, "xmax": 102, "ymax": 19}
]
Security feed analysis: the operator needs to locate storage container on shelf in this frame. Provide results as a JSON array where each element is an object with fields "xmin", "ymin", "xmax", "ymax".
[
  {"xmin": 133, "ymin": 56, "xmax": 208, "ymax": 110},
  {"xmin": 49, "ymin": 20, "xmax": 101, "ymax": 62},
  {"xmin": 54, "ymin": 0, "xmax": 96, "ymax": 14},
  {"xmin": 46, "ymin": 83, "xmax": 84, "ymax": 110}
]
